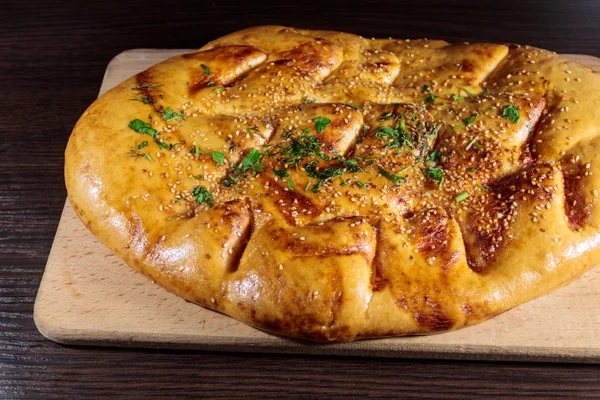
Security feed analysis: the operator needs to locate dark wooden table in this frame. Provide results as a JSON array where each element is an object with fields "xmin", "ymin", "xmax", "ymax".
[{"xmin": 3, "ymin": 0, "xmax": 600, "ymax": 398}]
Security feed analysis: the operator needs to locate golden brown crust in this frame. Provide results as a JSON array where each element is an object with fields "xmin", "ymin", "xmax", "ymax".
[{"xmin": 65, "ymin": 26, "xmax": 600, "ymax": 342}]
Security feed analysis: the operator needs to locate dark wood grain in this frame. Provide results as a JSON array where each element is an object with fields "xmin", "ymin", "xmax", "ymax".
[{"xmin": 2, "ymin": 0, "xmax": 600, "ymax": 398}]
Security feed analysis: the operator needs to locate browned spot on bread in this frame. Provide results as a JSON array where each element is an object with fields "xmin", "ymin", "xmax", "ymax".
[
  {"xmin": 563, "ymin": 163, "xmax": 592, "ymax": 230},
  {"xmin": 263, "ymin": 176, "xmax": 322, "ymax": 226},
  {"xmin": 414, "ymin": 296, "xmax": 454, "ymax": 331},
  {"xmin": 186, "ymin": 45, "xmax": 267, "ymax": 94},
  {"xmin": 462, "ymin": 164, "xmax": 557, "ymax": 272}
]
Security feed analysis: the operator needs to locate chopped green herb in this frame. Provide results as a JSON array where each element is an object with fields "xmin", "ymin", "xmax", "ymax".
[
  {"xmin": 287, "ymin": 179, "xmax": 294, "ymax": 191},
  {"xmin": 467, "ymin": 167, "xmax": 476, "ymax": 172},
  {"xmin": 501, "ymin": 105, "xmax": 520, "ymax": 123},
  {"xmin": 247, "ymin": 127, "xmax": 259, "ymax": 137},
  {"xmin": 378, "ymin": 166, "xmax": 406, "ymax": 185},
  {"xmin": 375, "ymin": 122, "xmax": 414, "ymax": 149},
  {"xmin": 274, "ymin": 168, "xmax": 289, "ymax": 178},
  {"xmin": 236, "ymin": 149, "xmax": 264, "ymax": 175},
  {"xmin": 428, "ymin": 150, "xmax": 443, "ymax": 162},
  {"xmin": 128, "ymin": 119, "xmax": 158, "ymax": 139},
  {"xmin": 192, "ymin": 186, "xmax": 214, "ymax": 207},
  {"xmin": 462, "ymin": 114, "xmax": 478, "ymax": 126},
  {"xmin": 130, "ymin": 94, "xmax": 152, "ymax": 104},
  {"xmin": 475, "ymin": 183, "xmax": 489, "ymax": 191},
  {"xmin": 381, "ymin": 111, "xmax": 394, "ymax": 120},
  {"xmin": 313, "ymin": 116, "xmax": 331, "ymax": 133},
  {"xmin": 127, "ymin": 119, "xmax": 175, "ymax": 150},
  {"xmin": 465, "ymin": 138, "xmax": 480, "ymax": 151},
  {"xmin": 207, "ymin": 81, "xmax": 216, "ymax": 86},
  {"xmin": 305, "ymin": 162, "xmax": 344, "ymax": 192},
  {"xmin": 425, "ymin": 124, "xmax": 442, "ymax": 139},
  {"xmin": 461, "ymin": 87, "xmax": 477, "ymax": 99},
  {"xmin": 200, "ymin": 64, "xmax": 211, "ymax": 77},
  {"xmin": 162, "ymin": 107, "xmax": 184, "ymax": 121},
  {"xmin": 128, "ymin": 141, "xmax": 152, "ymax": 160},
  {"xmin": 451, "ymin": 94, "xmax": 465, "ymax": 101},
  {"xmin": 190, "ymin": 147, "xmax": 226, "ymax": 166},
  {"xmin": 339, "ymin": 157, "xmax": 363, "ymax": 172},
  {"xmin": 305, "ymin": 182, "xmax": 312, "ymax": 191},
  {"xmin": 422, "ymin": 84, "xmax": 431, "ymax": 92},
  {"xmin": 424, "ymin": 93, "xmax": 436, "ymax": 103},
  {"xmin": 213, "ymin": 87, "xmax": 224, "ymax": 93},
  {"xmin": 425, "ymin": 166, "xmax": 444, "ymax": 187},
  {"xmin": 356, "ymin": 180, "xmax": 366, "ymax": 189},
  {"xmin": 455, "ymin": 191, "xmax": 469, "ymax": 202},
  {"xmin": 132, "ymin": 83, "xmax": 162, "ymax": 91},
  {"xmin": 279, "ymin": 131, "xmax": 325, "ymax": 167},
  {"xmin": 195, "ymin": 174, "xmax": 203, "ymax": 180}
]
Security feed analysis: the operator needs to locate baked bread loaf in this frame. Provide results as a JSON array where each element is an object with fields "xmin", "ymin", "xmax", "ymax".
[{"xmin": 65, "ymin": 26, "xmax": 600, "ymax": 342}]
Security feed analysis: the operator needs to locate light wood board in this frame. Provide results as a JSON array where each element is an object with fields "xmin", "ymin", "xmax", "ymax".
[{"xmin": 34, "ymin": 49, "xmax": 600, "ymax": 363}]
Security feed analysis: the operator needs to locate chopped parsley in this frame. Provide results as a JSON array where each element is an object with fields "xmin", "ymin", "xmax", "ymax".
[
  {"xmin": 274, "ymin": 167, "xmax": 289, "ymax": 178},
  {"xmin": 195, "ymin": 174, "xmax": 203, "ymax": 180},
  {"xmin": 422, "ymin": 84, "xmax": 431, "ymax": 92},
  {"xmin": 501, "ymin": 105, "xmax": 520, "ymax": 123},
  {"xmin": 128, "ymin": 119, "xmax": 158, "ymax": 138},
  {"xmin": 428, "ymin": 150, "xmax": 443, "ymax": 162},
  {"xmin": 207, "ymin": 81, "xmax": 216, "ymax": 86},
  {"xmin": 356, "ymin": 180, "xmax": 367, "ymax": 188},
  {"xmin": 144, "ymin": 153, "xmax": 153, "ymax": 161},
  {"xmin": 451, "ymin": 94, "xmax": 465, "ymax": 101},
  {"xmin": 462, "ymin": 114, "xmax": 478, "ymax": 126},
  {"xmin": 312, "ymin": 116, "xmax": 331, "ymax": 133},
  {"xmin": 287, "ymin": 179, "xmax": 295, "ymax": 191},
  {"xmin": 378, "ymin": 167, "xmax": 406, "ymax": 185},
  {"xmin": 375, "ymin": 122, "xmax": 413, "ymax": 149},
  {"xmin": 190, "ymin": 147, "xmax": 225, "ymax": 165},
  {"xmin": 162, "ymin": 107, "xmax": 184, "ymax": 121},
  {"xmin": 213, "ymin": 87, "xmax": 224, "ymax": 93},
  {"xmin": 137, "ymin": 141, "xmax": 148, "ymax": 149},
  {"xmin": 236, "ymin": 149, "xmax": 264, "ymax": 175},
  {"xmin": 424, "ymin": 93, "xmax": 436, "ymax": 103},
  {"xmin": 192, "ymin": 186, "xmax": 214, "ymax": 207},
  {"xmin": 475, "ymin": 183, "xmax": 489, "ymax": 191},
  {"xmin": 200, "ymin": 64, "xmax": 211, "ymax": 77},
  {"xmin": 455, "ymin": 192, "xmax": 469, "ymax": 203},
  {"xmin": 425, "ymin": 166, "xmax": 444, "ymax": 187}
]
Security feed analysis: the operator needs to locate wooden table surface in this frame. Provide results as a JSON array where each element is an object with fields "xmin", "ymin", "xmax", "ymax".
[{"xmin": 3, "ymin": 0, "xmax": 600, "ymax": 398}]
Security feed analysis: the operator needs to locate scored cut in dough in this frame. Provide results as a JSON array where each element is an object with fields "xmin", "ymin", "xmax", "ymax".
[{"xmin": 65, "ymin": 26, "xmax": 600, "ymax": 342}]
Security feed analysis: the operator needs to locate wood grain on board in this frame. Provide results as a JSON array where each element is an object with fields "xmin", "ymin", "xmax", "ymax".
[{"xmin": 34, "ymin": 49, "xmax": 600, "ymax": 363}]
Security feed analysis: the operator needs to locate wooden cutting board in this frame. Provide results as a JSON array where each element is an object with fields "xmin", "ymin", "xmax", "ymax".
[{"xmin": 34, "ymin": 49, "xmax": 600, "ymax": 363}]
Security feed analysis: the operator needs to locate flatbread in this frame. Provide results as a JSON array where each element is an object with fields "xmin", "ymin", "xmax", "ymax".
[{"xmin": 65, "ymin": 26, "xmax": 600, "ymax": 342}]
